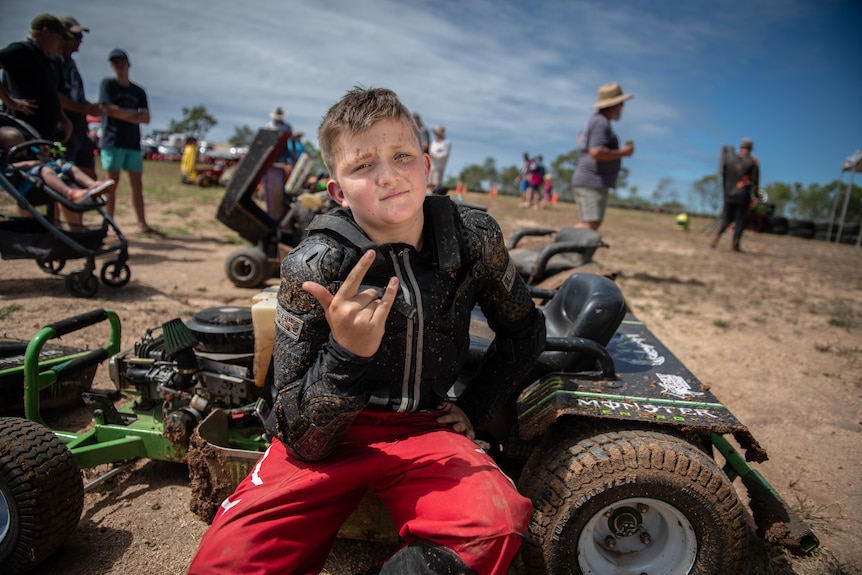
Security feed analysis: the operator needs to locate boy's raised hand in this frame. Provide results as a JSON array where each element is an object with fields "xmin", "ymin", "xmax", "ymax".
[{"xmin": 303, "ymin": 250, "xmax": 399, "ymax": 358}]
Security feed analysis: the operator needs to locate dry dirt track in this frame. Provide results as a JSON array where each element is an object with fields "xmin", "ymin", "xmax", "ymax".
[{"xmin": 1, "ymin": 188, "xmax": 860, "ymax": 574}]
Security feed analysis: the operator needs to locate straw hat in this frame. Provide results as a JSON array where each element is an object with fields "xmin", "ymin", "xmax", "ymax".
[{"xmin": 592, "ymin": 82, "xmax": 634, "ymax": 109}]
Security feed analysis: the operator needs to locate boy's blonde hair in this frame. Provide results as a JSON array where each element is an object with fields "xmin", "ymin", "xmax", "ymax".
[{"xmin": 318, "ymin": 86, "xmax": 421, "ymax": 175}]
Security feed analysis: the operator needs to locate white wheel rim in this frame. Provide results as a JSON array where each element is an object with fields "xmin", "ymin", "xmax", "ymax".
[
  {"xmin": 578, "ymin": 497, "xmax": 697, "ymax": 575},
  {"xmin": 0, "ymin": 488, "xmax": 10, "ymax": 542}
]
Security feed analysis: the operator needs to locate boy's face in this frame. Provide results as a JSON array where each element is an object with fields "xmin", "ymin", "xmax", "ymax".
[{"xmin": 328, "ymin": 117, "xmax": 430, "ymax": 245}]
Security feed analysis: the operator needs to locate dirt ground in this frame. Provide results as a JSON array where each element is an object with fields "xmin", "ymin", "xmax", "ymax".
[{"xmin": 1, "ymin": 184, "xmax": 860, "ymax": 575}]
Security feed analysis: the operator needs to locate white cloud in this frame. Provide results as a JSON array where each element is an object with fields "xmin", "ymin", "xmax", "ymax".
[{"xmin": 3, "ymin": 0, "xmax": 859, "ymax": 203}]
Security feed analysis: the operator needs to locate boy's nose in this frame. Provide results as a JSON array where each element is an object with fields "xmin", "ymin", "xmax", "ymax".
[{"xmin": 375, "ymin": 162, "xmax": 399, "ymax": 186}]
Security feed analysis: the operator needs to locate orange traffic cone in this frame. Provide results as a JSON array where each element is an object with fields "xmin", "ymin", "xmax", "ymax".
[{"xmin": 551, "ymin": 192, "xmax": 558, "ymax": 204}]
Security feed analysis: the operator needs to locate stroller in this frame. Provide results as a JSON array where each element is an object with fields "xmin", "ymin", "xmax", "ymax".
[{"xmin": 0, "ymin": 113, "xmax": 130, "ymax": 297}]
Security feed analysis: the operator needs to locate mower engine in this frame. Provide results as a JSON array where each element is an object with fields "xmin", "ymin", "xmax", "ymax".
[{"xmin": 108, "ymin": 306, "xmax": 264, "ymax": 444}]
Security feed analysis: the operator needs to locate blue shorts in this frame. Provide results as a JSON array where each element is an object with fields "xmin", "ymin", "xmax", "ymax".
[{"xmin": 101, "ymin": 147, "xmax": 143, "ymax": 172}]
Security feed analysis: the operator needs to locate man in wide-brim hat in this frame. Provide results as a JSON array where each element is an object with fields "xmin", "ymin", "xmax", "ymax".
[{"xmin": 570, "ymin": 82, "xmax": 635, "ymax": 230}]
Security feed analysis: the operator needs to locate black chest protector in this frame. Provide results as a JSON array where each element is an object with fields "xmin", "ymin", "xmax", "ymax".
[{"xmin": 303, "ymin": 195, "xmax": 481, "ymax": 409}]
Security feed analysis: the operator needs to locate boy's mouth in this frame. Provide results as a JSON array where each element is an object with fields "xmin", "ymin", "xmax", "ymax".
[{"xmin": 381, "ymin": 189, "xmax": 409, "ymax": 201}]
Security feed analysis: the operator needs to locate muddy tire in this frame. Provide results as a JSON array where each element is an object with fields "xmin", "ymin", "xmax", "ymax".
[
  {"xmin": 518, "ymin": 425, "xmax": 748, "ymax": 575},
  {"xmin": 0, "ymin": 417, "xmax": 84, "ymax": 574}
]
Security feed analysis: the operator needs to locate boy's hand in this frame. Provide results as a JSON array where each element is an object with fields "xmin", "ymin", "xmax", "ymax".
[
  {"xmin": 303, "ymin": 250, "xmax": 398, "ymax": 358},
  {"xmin": 436, "ymin": 402, "xmax": 475, "ymax": 440}
]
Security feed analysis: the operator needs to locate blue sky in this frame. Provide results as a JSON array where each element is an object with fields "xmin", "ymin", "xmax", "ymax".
[{"xmin": 3, "ymin": 0, "xmax": 861, "ymax": 209}]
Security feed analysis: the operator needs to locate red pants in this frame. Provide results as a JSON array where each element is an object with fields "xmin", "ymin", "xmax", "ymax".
[{"xmin": 188, "ymin": 410, "xmax": 532, "ymax": 575}]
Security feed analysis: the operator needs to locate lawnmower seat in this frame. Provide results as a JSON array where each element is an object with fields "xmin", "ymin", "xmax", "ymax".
[
  {"xmin": 535, "ymin": 272, "xmax": 627, "ymax": 373},
  {"xmin": 507, "ymin": 227, "xmax": 608, "ymax": 282},
  {"xmin": 463, "ymin": 272, "xmax": 626, "ymax": 377}
]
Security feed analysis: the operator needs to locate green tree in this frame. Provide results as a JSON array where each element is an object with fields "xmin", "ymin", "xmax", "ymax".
[
  {"xmin": 458, "ymin": 164, "xmax": 488, "ymax": 190},
  {"xmin": 168, "ymin": 104, "xmax": 217, "ymax": 141},
  {"xmin": 761, "ymin": 182, "xmax": 792, "ymax": 216},
  {"xmin": 550, "ymin": 148, "xmax": 580, "ymax": 202},
  {"xmin": 691, "ymin": 174, "xmax": 721, "ymax": 214},
  {"xmin": 229, "ymin": 125, "xmax": 255, "ymax": 147},
  {"xmin": 498, "ymin": 165, "xmax": 521, "ymax": 196}
]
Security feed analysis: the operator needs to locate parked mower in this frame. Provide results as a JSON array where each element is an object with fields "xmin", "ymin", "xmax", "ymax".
[
  {"xmin": 181, "ymin": 162, "xmax": 225, "ymax": 188},
  {"xmin": 0, "ymin": 269, "xmax": 819, "ymax": 574},
  {"xmin": 506, "ymin": 226, "xmax": 611, "ymax": 287},
  {"xmin": 217, "ymin": 130, "xmax": 326, "ymax": 288}
]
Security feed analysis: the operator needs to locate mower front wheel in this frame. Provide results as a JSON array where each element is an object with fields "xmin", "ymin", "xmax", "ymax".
[
  {"xmin": 225, "ymin": 247, "xmax": 270, "ymax": 288},
  {"xmin": 518, "ymin": 425, "xmax": 748, "ymax": 575},
  {"xmin": 0, "ymin": 417, "xmax": 84, "ymax": 575}
]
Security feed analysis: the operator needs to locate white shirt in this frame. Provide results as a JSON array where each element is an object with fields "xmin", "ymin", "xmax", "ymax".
[{"xmin": 429, "ymin": 138, "xmax": 451, "ymax": 173}]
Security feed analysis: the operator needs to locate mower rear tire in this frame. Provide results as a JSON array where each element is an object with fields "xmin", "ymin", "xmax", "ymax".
[
  {"xmin": 0, "ymin": 417, "xmax": 84, "ymax": 574},
  {"xmin": 518, "ymin": 425, "xmax": 748, "ymax": 575},
  {"xmin": 225, "ymin": 247, "xmax": 269, "ymax": 288}
]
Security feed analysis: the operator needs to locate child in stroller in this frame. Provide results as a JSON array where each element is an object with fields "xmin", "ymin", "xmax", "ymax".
[
  {"xmin": 0, "ymin": 126, "xmax": 114, "ymax": 228},
  {"xmin": 0, "ymin": 113, "xmax": 130, "ymax": 297}
]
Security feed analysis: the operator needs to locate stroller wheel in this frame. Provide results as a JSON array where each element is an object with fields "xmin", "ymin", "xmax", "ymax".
[
  {"xmin": 36, "ymin": 259, "xmax": 66, "ymax": 275},
  {"xmin": 66, "ymin": 271, "xmax": 99, "ymax": 298},
  {"xmin": 100, "ymin": 260, "xmax": 131, "ymax": 288},
  {"xmin": 225, "ymin": 247, "xmax": 269, "ymax": 288}
]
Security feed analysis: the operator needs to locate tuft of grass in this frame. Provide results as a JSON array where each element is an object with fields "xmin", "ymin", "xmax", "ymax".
[
  {"xmin": 0, "ymin": 304, "xmax": 22, "ymax": 321},
  {"xmin": 713, "ymin": 319, "xmax": 730, "ymax": 329},
  {"xmin": 808, "ymin": 298, "xmax": 860, "ymax": 330}
]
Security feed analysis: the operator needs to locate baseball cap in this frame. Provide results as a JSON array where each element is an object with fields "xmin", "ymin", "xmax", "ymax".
[
  {"xmin": 31, "ymin": 13, "xmax": 67, "ymax": 37},
  {"xmin": 60, "ymin": 16, "xmax": 90, "ymax": 36},
  {"xmin": 108, "ymin": 48, "xmax": 129, "ymax": 61}
]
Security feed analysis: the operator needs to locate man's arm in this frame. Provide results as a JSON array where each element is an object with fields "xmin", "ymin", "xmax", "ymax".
[
  {"xmin": 0, "ymin": 73, "xmax": 36, "ymax": 116},
  {"xmin": 589, "ymin": 144, "xmax": 633, "ymax": 162},
  {"xmin": 58, "ymin": 93, "xmax": 102, "ymax": 117},
  {"xmin": 100, "ymin": 103, "xmax": 149, "ymax": 124}
]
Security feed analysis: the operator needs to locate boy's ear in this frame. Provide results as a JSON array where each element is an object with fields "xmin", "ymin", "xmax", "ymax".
[{"xmin": 327, "ymin": 179, "xmax": 349, "ymax": 208}]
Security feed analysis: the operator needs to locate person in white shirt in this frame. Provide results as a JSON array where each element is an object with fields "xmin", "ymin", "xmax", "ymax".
[{"xmin": 427, "ymin": 124, "xmax": 451, "ymax": 192}]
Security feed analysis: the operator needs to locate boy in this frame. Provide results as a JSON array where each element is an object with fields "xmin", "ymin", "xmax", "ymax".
[
  {"xmin": 1, "ymin": 126, "xmax": 113, "ymax": 226},
  {"xmin": 189, "ymin": 87, "xmax": 546, "ymax": 574}
]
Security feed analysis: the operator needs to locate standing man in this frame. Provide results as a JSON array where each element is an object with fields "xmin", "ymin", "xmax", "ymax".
[
  {"xmin": 57, "ymin": 16, "xmax": 102, "ymax": 179},
  {"xmin": 428, "ymin": 124, "xmax": 450, "ymax": 192},
  {"xmin": 0, "ymin": 13, "xmax": 71, "ymax": 141},
  {"xmin": 571, "ymin": 82, "xmax": 635, "ymax": 230},
  {"xmin": 262, "ymin": 106, "xmax": 293, "ymax": 219},
  {"xmin": 99, "ymin": 48, "xmax": 159, "ymax": 235},
  {"xmin": 711, "ymin": 138, "xmax": 759, "ymax": 252}
]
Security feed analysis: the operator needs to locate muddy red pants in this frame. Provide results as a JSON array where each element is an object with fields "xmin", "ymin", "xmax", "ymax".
[{"xmin": 188, "ymin": 410, "xmax": 532, "ymax": 575}]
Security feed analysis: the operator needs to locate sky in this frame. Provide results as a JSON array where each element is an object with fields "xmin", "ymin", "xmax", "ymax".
[{"xmin": 3, "ymin": 0, "xmax": 861, "ymax": 210}]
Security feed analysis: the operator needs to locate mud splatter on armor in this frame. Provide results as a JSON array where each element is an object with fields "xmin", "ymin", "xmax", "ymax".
[{"xmin": 267, "ymin": 196, "xmax": 545, "ymax": 460}]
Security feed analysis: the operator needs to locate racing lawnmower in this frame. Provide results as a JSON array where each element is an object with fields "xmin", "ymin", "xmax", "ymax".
[
  {"xmin": 217, "ymin": 130, "xmax": 327, "ymax": 289},
  {"xmin": 0, "ymin": 271, "xmax": 819, "ymax": 574}
]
